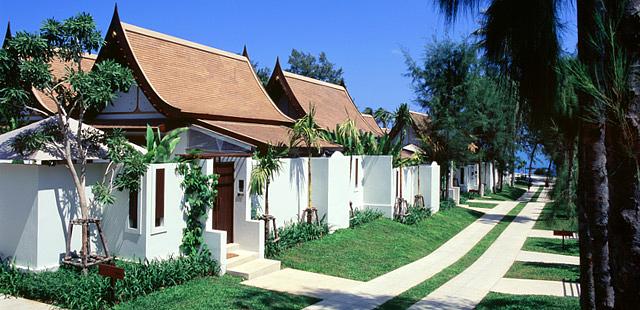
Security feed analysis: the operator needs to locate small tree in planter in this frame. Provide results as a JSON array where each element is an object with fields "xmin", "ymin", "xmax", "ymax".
[
  {"xmin": 0, "ymin": 13, "xmax": 135, "ymax": 271},
  {"xmin": 250, "ymin": 145, "xmax": 287, "ymax": 241},
  {"xmin": 289, "ymin": 105, "xmax": 323, "ymax": 224}
]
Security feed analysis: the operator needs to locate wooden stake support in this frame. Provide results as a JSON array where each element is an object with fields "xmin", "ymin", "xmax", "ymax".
[{"xmin": 62, "ymin": 218, "xmax": 112, "ymax": 269}]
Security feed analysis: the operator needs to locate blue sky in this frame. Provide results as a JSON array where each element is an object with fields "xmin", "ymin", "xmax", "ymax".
[{"xmin": 1, "ymin": 0, "xmax": 576, "ymax": 166}]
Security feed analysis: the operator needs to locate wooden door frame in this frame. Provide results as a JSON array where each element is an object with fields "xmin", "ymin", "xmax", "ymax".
[{"xmin": 213, "ymin": 161, "xmax": 235, "ymax": 243}]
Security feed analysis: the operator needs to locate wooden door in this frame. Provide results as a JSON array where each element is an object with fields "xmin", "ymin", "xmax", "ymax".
[{"xmin": 213, "ymin": 162, "xmax": 234, "ymax": 243}]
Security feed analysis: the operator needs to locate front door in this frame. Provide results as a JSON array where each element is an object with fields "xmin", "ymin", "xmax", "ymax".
[{"xmin": 213, "ymin": 162, "xmax": 234, "ymax": 243}]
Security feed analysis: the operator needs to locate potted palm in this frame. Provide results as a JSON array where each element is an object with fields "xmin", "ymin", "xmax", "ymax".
[
  {"xmin": 250, "ymin": 145, "xmax": 287, "ymax": 241},
  {"xmin": 290, "ymin": 105, "xmax": 323, "ymax": 224}
]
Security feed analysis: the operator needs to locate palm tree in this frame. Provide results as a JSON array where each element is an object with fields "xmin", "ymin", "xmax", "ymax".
[
  {"xmin": 433, "ymin": 0, "xmax": 614, "ymax": 307},
  {"xmin": 362, "ymin": 107, "xmax": 374, "ymax": 115},
  {"xmin": 374, "ymin": 107, "xmax": 393, "ymax": 129},
  {"xmin": 290, "ymin": 105, "xmax": 323, "ymax": 223},
  {"xmin": 250, "ymin": 145, "xmax": 287, "ymax": 240}
]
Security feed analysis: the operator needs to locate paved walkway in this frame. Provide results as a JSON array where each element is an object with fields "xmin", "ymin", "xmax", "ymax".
[
  {"xmin": 242, "ymin": 268, "xmax": 363, "ymax": 300},
  {"xmin": 517, "ymin": 250, "xmax": 579, "ymax": 265},
  {"xmin": 408, "ymin": 188, "xmax": 547, "ymax": 310},
  {"xmin": 0, "ymin": 295, "xmax": 57, "ymax": 309},
  {"xmin": 492, "ymin": 278, "xmax": 581, "ymax": 297}
]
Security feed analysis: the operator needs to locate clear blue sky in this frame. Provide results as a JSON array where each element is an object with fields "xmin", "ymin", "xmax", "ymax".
[
  {"xmin": 1, "ymin": 0, "xmax": 576, "ymax": 167},
  {"xmin": 0, "ymin": 0, "xmax": 577, "ymax": 114}
]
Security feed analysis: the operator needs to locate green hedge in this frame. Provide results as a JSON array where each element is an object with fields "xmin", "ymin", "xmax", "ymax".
[
  {"xmin": 0, "ymin": 251, "xmax": 218, "ymax": 310},
  {"xmin": 266, "ymin": 220, "xmax": 329, "ymax": 258},
  {"xmin": 350, "ymin": 208, "xmax": 384, "ymax": 228}
]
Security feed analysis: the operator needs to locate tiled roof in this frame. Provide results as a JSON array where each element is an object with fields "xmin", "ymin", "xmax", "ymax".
[
  {"xmin": 32, "ymin": 55, "xmax": 97, "ymax": 114},
  {"xmin": 410, "ymin": 111, "xmax": 431, "ymax": 135},
  {"xmin": 198, "ymin": 119, "xmax": 338, "ymax": 148},
  {"xmin": 268, "ymin": 65, "xmax": 383, "ymax": 135},
  {"xmin": 361, "ymin": 114, "xmax": 382, "ymax": 134},
  {"xmin": 116, "ymin": 22, "xmax": 292, "ymax": 124}
]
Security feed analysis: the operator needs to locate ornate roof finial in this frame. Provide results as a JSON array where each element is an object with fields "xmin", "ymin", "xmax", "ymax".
[
  {"xmin": 2, "ymin": 20, "xmax": 12, "ymax": 48},
  {"xmin": 242, "ymin": 45, "xmax": 249, "ymax": 59}
]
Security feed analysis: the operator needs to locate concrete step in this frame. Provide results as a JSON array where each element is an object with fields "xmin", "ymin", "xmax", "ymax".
[
  {"xmin": 227, "ymin": 258, "xmax": 281, "ymax": 280},
  {"xmin": 226, "ymin": 250, "xmax": 258, "ymax": 268},
  {"xmin": 226, "ymin": 243, "xmax": 240, "ymax": 252}
]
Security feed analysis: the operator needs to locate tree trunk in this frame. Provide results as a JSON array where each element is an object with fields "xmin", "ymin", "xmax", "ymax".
[
  {"xmin": 307, "ymin": 153, "xmax": 312, "ymax": 209},
  {"xmin": 606, "ymin": 0, "xmax": 640, "ymax": 305},
  {"xmin": 577, "ymin": 0, "xmax": 613, "ymax": 308},
  {"xmin": 265, "ymin": 180, "xmax": 270, "ymax": 215}
]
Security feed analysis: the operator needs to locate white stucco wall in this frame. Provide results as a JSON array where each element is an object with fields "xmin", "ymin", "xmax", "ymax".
[
  {"xmin": 0, "ymin": 164, "xmax": 39, "ymax": 269},
  {"xmin": 0, "ymin": 162, "xmax": 197, "ymax": 270},
  {"xmin": 362, "ymin": 155, "xmax": 394, "ymax": 218}
]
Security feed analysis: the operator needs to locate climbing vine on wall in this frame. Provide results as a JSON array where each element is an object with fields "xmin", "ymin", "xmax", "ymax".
[{"xmin": 176, "ymin": 158, "xmax": 219, "ymax": 257}]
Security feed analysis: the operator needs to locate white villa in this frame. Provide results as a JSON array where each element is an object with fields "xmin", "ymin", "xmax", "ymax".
[{"xmin": 0, "ymin": 8, "xmax": 441, "ymax": 279}]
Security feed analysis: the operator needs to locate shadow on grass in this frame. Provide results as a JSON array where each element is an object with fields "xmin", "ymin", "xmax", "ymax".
[{"xmin": 476, "ymin": 292, "xmax": 579, "ymax": 310}]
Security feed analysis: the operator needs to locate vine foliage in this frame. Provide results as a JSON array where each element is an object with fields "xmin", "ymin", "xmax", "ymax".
[{"xmin": 177, "ymin": 156, "xmax": 219, "ymax": 256}]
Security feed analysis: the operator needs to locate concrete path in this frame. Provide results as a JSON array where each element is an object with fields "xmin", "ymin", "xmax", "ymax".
[
  {"xmin": 0, "ymin": 295, "xmax": 57, "ymax": 309},
  {"xmin": 242, "ymin": 268, "xmax": 363, "ymax": 300},
  {"xmin": 300, "ymin": 200, "xmax": 523, "ymax": 310},
  {"xmin": 492, "ymin": 278, "xmax": 580, "ymax": 297},
  {"xmin": 517, "ymin": 250, "xmax": 579, "ymax": 265},
  {"xmin": 408, "ymin": 189, "xmax": 547, "ymax": 310}
]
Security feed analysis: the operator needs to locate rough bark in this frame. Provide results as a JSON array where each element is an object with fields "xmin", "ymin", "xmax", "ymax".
[
  {"xmin": 606, "ymin": 0, "xmax": 640, "ymax": 306},
  {"xmin": 577, "ymin": 0, "xmax": 613, "ymax": 308}
]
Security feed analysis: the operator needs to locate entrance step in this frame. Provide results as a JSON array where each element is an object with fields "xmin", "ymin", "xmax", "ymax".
[
  {"xmin": 226, "ymin": 249, "xmax": 259, "ymax": 268},
  {"xmin": 226, "ymin": 243, "xmax": 240, "ymax": 252},
  {"xmin": 227, "ymin": 258, "xmax": 281, "ymax": 280}
]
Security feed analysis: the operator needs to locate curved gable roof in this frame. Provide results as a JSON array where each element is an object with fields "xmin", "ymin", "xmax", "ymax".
[
  {"xmin": 361, "ymin": 113, "xmax": 383, "ymax": 133},
  {"xmin": 268, "ymin": 61, "xmax": 382, "ymax": 135},
  {"xmin": 100, "ymin": 10, "xmax": 292, "ymax": 125}
]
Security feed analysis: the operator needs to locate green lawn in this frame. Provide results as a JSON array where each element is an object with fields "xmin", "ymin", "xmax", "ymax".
[
  {"xmin": 274, "ymin": 207, "xmax": 483, "ymax": 281},
  {"xmin": 480, "ymin": 186, "xmax": 527, "ymax": 201},
  {"xmin": 530, "ymin": 187, "xmax": 544, "ymax": 202},
  {"xmin": 467, "ymin": 202, "xmax": 498, "ymax": 209},
  {"xmin": 505, "ymin": 261, "xmax": 580, "ymax": 282},
  {"xmin": 114, "ymin": 276, "xmax": 317, "ymax": 310},
  {"xmin": 378, "ymin": 202, "xmax": 527, "ymax": 310},
  {"xmin": 522, "ymin": 237, "xmax": 579, "ymax": 257},
  {"xmin": 476, "ymin": 292, "xmax": 579, "ymax": 310},
  {"xmin": 533, "ymin": 202, "xmax": 578, "ymax": 231}
]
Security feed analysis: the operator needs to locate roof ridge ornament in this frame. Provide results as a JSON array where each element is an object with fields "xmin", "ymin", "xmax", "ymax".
[
  {"xmin": 242, "ymin": 45, "xmax": 249, "ymax": 59},
  {"xmin": 2, "ymin": 20, "xmax": 11, "ymax": 48}
]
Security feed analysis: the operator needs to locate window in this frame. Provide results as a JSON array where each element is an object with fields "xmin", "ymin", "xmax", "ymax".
[
  {"xmin": 460, "ymin": 168, "xmax": 465, "ymax": 183},
  {"xmin": 128, "ymin": 190, "xmax": 138, "ymax": 229},
  {"xmin": 155, "ymin": 168, "xmax": 165, "ymax": 227}
]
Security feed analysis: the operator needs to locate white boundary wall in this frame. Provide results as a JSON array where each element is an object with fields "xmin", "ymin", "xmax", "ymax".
[
  {"xmin": 393, "ymin": 162, "xmax": 441, "ymax": 212},
  {"xmin": 0, "ymin": 162, "xmax": 229, "ymax": 272}
]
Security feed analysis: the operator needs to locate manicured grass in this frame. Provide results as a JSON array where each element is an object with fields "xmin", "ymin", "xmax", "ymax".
[
  {"xmin": 378, "ymin": 202, "xmax": 527, "ymax": 310},
  {"xmin": 480, "ymin": 186, "xmax": 527, "ymax": 201},
  {"xmin": 530, "ymin": 186, "xmax": 544, "ymax": 202},
  {"xmin": 522, "ymin": 237, "xmax": 579, "ymax": 257},
  {"xmin": 114, "ymin": 276, "xmax": 317, "ymax": 310},
  {"xmin": 505, "ymin": 261, "xmax": 580, "ymax": 282},
  {"xmin": 476, "ymin": 292, "xmax": 579, "ymax": 310},
  {"xmin": 275, "ymin": 207, "xmax": 483, "ymax": 281},
  {"xmin": 533, "ymin": 202, "xmax": 578, "ymax": 231},
  {"xmin": 467, "ymin": 202, "xmax": 498, "ymax": 209}
]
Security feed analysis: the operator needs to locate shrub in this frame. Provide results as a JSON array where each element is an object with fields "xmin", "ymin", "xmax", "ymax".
[
  {"xmin": 440, "ymin": 198, "xmax": 456, "ymax": 211},
  {"xmin": 266, "ymin": 219, "xmax": 329, "ymax": 258},
  {"xmin": 350, "ymin": 208, "xmax": 384, "ymax": 228},
  {"xmin": 460, "ymin": 191, "xmax": 479, "ymax": 204},
  {"xmin": 0, "ymin": 251, "xmax": 217, "ymax": 310},
  {"xmin": 397, "ymin": 205, "xmax": 431, "ymax": 225}
]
